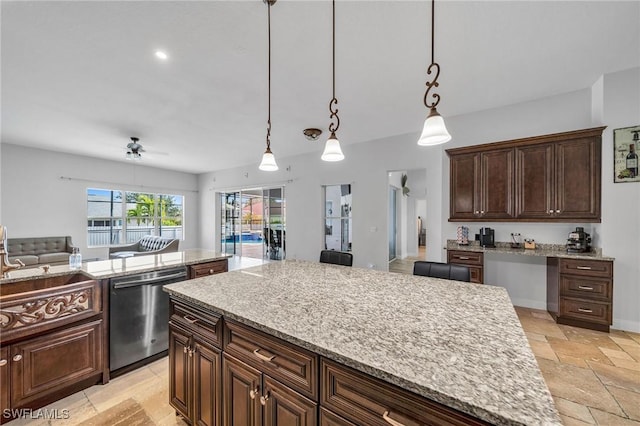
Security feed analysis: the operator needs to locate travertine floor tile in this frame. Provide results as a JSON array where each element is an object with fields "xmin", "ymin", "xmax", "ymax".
[
  {"xmin": 559, "ymin": 325, "xmax": 622, "ymax": 351},
  {"xmin": 621, "ymin": 344, "xmax": 640, "ymax": 363},
  {"xmin": 156, "ymin": 412, "xmax": 189, "ymax": 426},
  {"xmin": 148, "ymin": 356, "xmax": 169, "ymax": 378},
  {"xmin": 526, "ymin": 331, "xmax": 548, "ymax": 342},
  {"xmin": 553, "ymin": 397, "xmax": 595, "ymax": 424},
  {"xmin": 589, "ymin": 361, "xmax": 640, "ymax": 393},
  {"xmin": 610, "ymin": 358, "xmax": 640, "ymax": 372},
  {"xmin": 600, "ymin": 347, "xmax": 636, "ymax": 362},
  {"xmin": 610, "ymin": 335, "xmax": 640, "ymax": 348},
  {"xmin": 537, "ymin": 358, "xmax": 625, "ymax": 416},
  {"xmin": 85, "ymin": 368, "xmax": 162, "ymax": 412},
  {"xmin": 548, "ymin": 337, "xmax": 613, "ymax": 365},
  {"xmin": 607, "ymin": 386, "xmax": 640, "ymax": 421},
  {"xmin": 624, "ymin": 331, "xmax": 640, "ymax": 345},
  {"xmin": 136, "ymin": 386, "xmax": 175, "ymax": 423},
  {"xmin": 517, "ymin": 315, "xmax": 568, "ymax": 340},
  {"xmin": 560, "ymin": 415, "xmax": 595, "ymax": 426},
  {"xmin": 589, "ymin": 408, "xmax": 640, "ymax": 425},
  {"xmin": 530, "ymin": 340, "xmax": 559, "ymax": 361},
  {"xmin": 557, "ymin": 353, "xmax": 590, "ymax": 369}
]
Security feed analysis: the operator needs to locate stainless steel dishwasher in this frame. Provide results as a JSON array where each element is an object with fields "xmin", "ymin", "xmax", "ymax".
[{"xmin": 109, "ymin": 266, "xmax": 187, "ymax": 373}]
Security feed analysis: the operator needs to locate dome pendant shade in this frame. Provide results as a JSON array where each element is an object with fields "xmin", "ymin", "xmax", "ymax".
[
  {"xmin": 259, "ymin": 148, "xmax": 278, "ymax": 171},
  {"xmin": 321, "ymin": 132, "xmax": 345, "ymax": 162},
  {"xmin": 417, "ymin": 108, "xmax": 451, "ymax": 146}
]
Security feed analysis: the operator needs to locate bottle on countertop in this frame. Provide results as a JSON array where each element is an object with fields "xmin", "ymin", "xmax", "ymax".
[
  {"xmin": 69, "ymin": 247, "xmax": 81, "ymax": 269},
  {"xmin": 627, "ymin": 143, "xmax": 638, "ymax": 177}
]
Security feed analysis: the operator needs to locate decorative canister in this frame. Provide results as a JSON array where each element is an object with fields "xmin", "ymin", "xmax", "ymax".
[{"xmin": 456, "ymin": 226, "xmax": 469, "ymax": 245}]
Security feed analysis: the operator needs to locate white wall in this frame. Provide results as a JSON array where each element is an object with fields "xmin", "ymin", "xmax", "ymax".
[
  {"xmin": 600, "ymin": 67, "xmax": 640, "ymax": 332},
  {"xmin": 1, "ymin": 144, "xmax": 200, "ymax": 260}
]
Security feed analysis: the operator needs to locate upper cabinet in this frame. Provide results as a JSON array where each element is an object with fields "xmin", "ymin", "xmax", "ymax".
[{"xmin": 447, "ymin": 127, "xmax": 604, "ymax": 222}]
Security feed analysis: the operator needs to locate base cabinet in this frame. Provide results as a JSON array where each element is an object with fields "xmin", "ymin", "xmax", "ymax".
[
  {"xmin": 447, "ymin": 250, "xmax": 484, "ymax": 284},
  {"xmin": 0, "ymin": 347, "xmax": 9, "ymax": 417}
]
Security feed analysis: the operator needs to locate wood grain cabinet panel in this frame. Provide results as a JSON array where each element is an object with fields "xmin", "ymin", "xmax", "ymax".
[
  {"xmin": 222, "ymin": 354, "xmax": 263, "ymax": 426},
  {"xmin": 263, "ymin": 375, "xmax": 317, "ymax": 426},
  {"xmin": 448, "ymin": 126, "xmax": 604, "ymax": 222},
  {"xmin": 0, "ymin": 346, "xmax": 9, "ymax": 417},
  {"xmin": 169, "ymin": 324, "xmax": 192, "ymax": 421},
  {"xmin": 447, "ymin": 250, "xmax": 484, "ymax": 284},
  {"xmin": 10, "ymin": 320, "xmax": 103, "ymax": 408},
  {"xmin": 189, "ymin": 260, "xmax": 228, "ymax": 279}
]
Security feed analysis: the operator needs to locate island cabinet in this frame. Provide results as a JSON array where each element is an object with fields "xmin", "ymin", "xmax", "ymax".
[
  {"xmin": 223, "ymin": 320, "xmax": 318, "ymax": 426},
  {"xmin": 0, "ymin": 276, "xmax": 106, "ymax": 424},
  {"xmin": 448, "ymin": 126, "xmax": 604, "ymax": 222},
  {"xmin": 449, "ymin": 149, "xmax": 515, "ymax": 220},
  {"xmin": 547, "ymin": 258, "xmax": 613, "ymax": 332},
  {"xmin": 169, "ymin": 299, "xmax": 223, "ymax": 426}
]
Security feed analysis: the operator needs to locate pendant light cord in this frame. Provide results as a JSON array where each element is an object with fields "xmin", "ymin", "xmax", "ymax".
[
  {"xmin": 328, "ymin": 0, "xmax": 340, "ymax": 134},
  {"xmin": 266, "ymin": 0, "xmax": 272, "ymax": 150},
  {"xmin": 423, "ymin": 0, "xmax": 441, "ymax": 110}
]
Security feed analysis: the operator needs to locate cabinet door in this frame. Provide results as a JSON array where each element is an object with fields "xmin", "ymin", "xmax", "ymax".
[
  {"xmin": 449, "ymin": 153, "xmax": 480, "ymax": 220},
  {"xmin": 0, "ymin": 346, "xmax": 9, "ymax": 415},
  {"xmin": 480, "ymin": 149, "xmax": 515, "ymax": 219},
  {"xmin": 223, "ymin": 354, "xmax": 262, "ymax": 426},
  {"xmin": 193, "ymin": 339, "xmax": 222, "ymax": 426},
  {"xmin": 169, "ymin": 324, "xmax": 192, "ymax": 420},
  {"xmin": 515, "ymin": 144, "xmax": 554, "ymax": 219},
  {"xmin": 10, "ymin": 320, "xmax": 103, "ymax": 408},
  {"xmin": 554, "ymin": 137, "xmax": 601, "ymax": 220},
  {"xmin": 263, "ymin": 375, "xmax": 317, "ymax": 426}
]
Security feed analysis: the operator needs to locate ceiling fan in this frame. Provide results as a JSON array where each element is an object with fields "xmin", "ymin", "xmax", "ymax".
[{"xmin": 126, "ymin": 137, "xmax": 145, "ymax": 160}]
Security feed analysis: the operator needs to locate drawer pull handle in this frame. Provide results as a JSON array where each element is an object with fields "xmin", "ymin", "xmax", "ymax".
[
  {"xmin": 578, "ymin": 286, "xmax": 594, "ymax": 290},
  {"xmin": 209, "ymin": 269, "xmax": 214, "ymax": 274},
  {"xmin": 249, "ymin": 387, "xmax": 260, "ymax": 400},
  {"xmin": 458, "ymin": 256, "xmax": 470, "ymax": 260},
  {"xmin": 0, "ymin": 359, "xmax": 6, "ymax": 367},
  {"xmin": 12, "ymin": 355, "xmax": 22, "ymax": 362},
  {"xmin": 578, "ymin": 308, "xmax": 593, "ymax": 313},
  {"xmin": 576, "ymin": 266, "xmax": 592, "ymax": 270},
  {"xmin": 183, "ymin": 346, "xmax": 188, "ymax": 354},
  {"xmin": 260, "ymin": 392, "xmax": 270, "ymax": 406},
  {"xmin": 382, "ymin": 411, "xmax": 406, "ymax": 426},
  {"xmin": 183, "ymin": 315, "xmax": 199, "ymax": 324},
  {"xmin": 253, "ymin": 348, "xmax": 275, "ymax": 362},
  {"xmin": 188, "ymin": 346, "xmax": 196, "ymax": 357}
]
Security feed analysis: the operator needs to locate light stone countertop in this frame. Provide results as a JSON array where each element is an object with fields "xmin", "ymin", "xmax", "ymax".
[
  {"xmin": 446, "ymin": 240, "xmax": 615, "ymax": 261},
  {"xmin": 164, "ymin": 260, "xmax": 561, "ymax": 426},
  {"xmin": 0, "ymin": 249, "xmax": 230, "ymax": 284}
]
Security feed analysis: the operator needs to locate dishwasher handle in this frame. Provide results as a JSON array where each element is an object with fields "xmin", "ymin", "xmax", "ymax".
[{"xmin": 112, "ymin": 271, "xmax": 187, "ymax": 289}]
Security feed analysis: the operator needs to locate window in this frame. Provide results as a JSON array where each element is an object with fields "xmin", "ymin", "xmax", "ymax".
[
  {"xmin": 87, "ymin": 188, "xmax": 184, "ymax": 247},
  {"xmin": 323, "ymin": 184, "xmax": 351, "ymax": 252}
]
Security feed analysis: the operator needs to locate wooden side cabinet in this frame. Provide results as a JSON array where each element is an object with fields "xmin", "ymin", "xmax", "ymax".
[
  {"xmin": 447, "ymin": 250, "xmax": 484, "ymax": 284},
  {"xmin": 547, "ymin": 258, "xmax": 613, "ymax": 332},
  {"xmin": 189, "ymin": 259, "xmax": 228, "ymax": 279},
  {"xmin": 0, "ymin": 347, "xmax": 9, "ymax": 417}
]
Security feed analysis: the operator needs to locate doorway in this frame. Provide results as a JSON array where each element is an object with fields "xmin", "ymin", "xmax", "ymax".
[
  {"xmin": 218, "ymin": 186, "xmax": 285, "ymax": 260},
  {"xmin": 388, "ymin": 186, "xmax": 398, "ymax": 261}
]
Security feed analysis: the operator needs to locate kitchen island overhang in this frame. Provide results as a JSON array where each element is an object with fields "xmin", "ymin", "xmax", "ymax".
[{"xmin": 164, "ymin": 259, "xmax": 561, "ymax": 425}]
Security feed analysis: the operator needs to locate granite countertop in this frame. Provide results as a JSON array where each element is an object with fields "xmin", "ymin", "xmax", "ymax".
[
  {"xmin": 0, "ymin": 249, "xmax": 230, "ymax": 284},
  {"xmin": 446, "ymin": 240, "xmax": 615, "ymax": 261},
  {"xmin": 164, "ymin": 260, "xmax": 561, "ymax": 426}
]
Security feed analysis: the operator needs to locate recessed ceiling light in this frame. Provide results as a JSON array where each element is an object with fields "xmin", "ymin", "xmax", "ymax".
[{"xmin": 155, "ymin": 50, "xmax": 168, "ymax": 60}]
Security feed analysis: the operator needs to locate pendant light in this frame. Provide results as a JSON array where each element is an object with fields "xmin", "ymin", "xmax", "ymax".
[
  {"xmin": 259, "ymin": 0, "xmax": 279, "ymax": 171},
  {"xmin": 321, "ymin": 0, "xmax": 345, "ymax": 162},
  {"xmin": 417, "ymin": 0, "xmax": 451, "ymax": 146}
]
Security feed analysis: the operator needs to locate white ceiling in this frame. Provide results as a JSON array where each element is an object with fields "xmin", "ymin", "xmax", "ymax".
[{"xmin": 2, "ymin": 1, "xmax": 638, "ymax": 174}]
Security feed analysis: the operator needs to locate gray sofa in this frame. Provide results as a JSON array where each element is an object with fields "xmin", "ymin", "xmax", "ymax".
[
  {"xmin": 109, "ymin": 235, "xmax": 179, "ymax": 259},
  {"xmin": 8, "ymin": 236, "xmax": 77, "ymax": 267}
]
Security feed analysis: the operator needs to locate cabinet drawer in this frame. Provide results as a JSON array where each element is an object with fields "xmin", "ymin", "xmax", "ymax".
[
  {"xmin": 560, "ymin": 276, "xmax": 612, "ymax": 301},
  {"xmin": 170, "ymin": 299, "xmax": 222, "ymax": 348},
  {"xmin": 224, "ymin": 320, "xmax": 318, "ymax": 401},
  {"xmin": 321, "ymin": 408, "xmax": 357, "ymax": 426},
  {"xmin": 190, "ymin": 260, "xmax": 228, "ymax": 279},
  {"xmin": 447, "ymin": 250, "xmax": 483, "ymax": 266},
  {"xmin": 559, "ymin": 298, "xmax": 611, "ymax": 325},
  {"xmin": 559, "ymin": 259, "xmax": 612, "ymax": 278},
  {"xmin": 321, "ymin": 359, "xmax": 488, "ymax": 426}
]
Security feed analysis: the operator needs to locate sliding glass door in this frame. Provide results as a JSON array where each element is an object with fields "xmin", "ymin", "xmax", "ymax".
[{"xmin": 219, "ymin": 186, "xmax": 285, "ymax": 260}]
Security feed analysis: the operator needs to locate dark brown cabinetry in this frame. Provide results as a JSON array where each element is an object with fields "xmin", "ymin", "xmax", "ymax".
[
  {"xmin": 547, "ymin": 258, "xmax": 613, "ymax": 332},
  {"xmin": 0, "ymin": 277, "xmax": 106, "ymax": 423},
  {"xmin": 447, "ymin": 250, "xmax": 484, "ymax": 284},
  {"xmin": 448, "ymin": 127, "xmax": 604, "ymax": 222},
  {"xmin": 189, "ymin": 259, "xmax": 228, "ymax": 279},
  {"xmin": 321, "ymin": 359, "xmax": 488, "ymax": 426},
  {"xmin": 169, "ymin": 300, "xmax": 223, "ymax": 426},
  {"xmin": 449, "ymin": 149, "xmax": 514, "ymax": 220}
]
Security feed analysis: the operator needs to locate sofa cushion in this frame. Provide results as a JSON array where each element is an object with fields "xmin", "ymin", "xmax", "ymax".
[
  {"xmin": 139, "ymin": 236, "xmax": 174, "ymax": 252},
  {"xmin": 9, "ymin": 255, "xmax": 39, "ymax": 266},
  {"xmin": 8, "ymin": 237, "xmax": 71, "ymax": 256},
  {"xmin": 39, "ymin": 252, "xmax": 72, "ymax": 264}
]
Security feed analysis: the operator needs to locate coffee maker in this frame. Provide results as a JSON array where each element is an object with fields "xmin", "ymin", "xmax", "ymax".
[
  {"xmin": 566, "ymin": 227, "xmax": 591, "ymax": 253},
  {"xmin": 479, "ymin": 227, "xmax": 495, "ymax": 248}
]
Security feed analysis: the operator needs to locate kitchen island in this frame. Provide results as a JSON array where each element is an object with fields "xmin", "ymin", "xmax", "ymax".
[{"xmin": 164, "ymin": 260, "xmax": 560, "ymax": 426}]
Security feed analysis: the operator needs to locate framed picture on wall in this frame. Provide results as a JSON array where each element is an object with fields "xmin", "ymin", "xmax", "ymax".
[{"xmin": 613, "ymin": 125, "xmax": 640, "ymax": 183}]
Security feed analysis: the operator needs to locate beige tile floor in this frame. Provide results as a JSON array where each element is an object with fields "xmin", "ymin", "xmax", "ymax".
[{"xmin": 8, "ymin": 257, "xmax": 640, "ymax": 425}]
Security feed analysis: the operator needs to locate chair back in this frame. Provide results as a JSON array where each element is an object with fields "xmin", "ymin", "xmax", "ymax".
[
  {"xmin": 413, "ymin": 261, "xmax": 470, "ymax": 282},
  {"xmin": 319, "ymin": 250, "xmax": 353, "ymax": 267}
]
